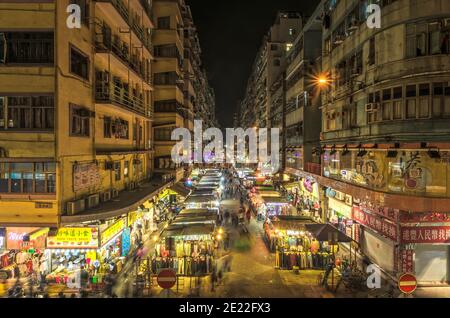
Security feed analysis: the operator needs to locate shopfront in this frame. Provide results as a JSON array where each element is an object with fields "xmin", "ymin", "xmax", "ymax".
[
  {"xmin": 152, "ymin": 224, "xmax": 216, "ymax": 277},
  {"xmin": 327, "ymin": 194, "xmax": 353, "ymax": 236},
  {"xmin": 0, "ymin": 227, "xmax": 49, "ymax": 279},
  {"xmin": 400, "ymin": 212, "xmax": 450, "ymax": 284},
  {"xmin": 263, "ymin": 216, "xmax": 332, "ymax": 271},
  {"xmin": 352, "ymin": 205, "xmax": 398, "ymax": 274},
  {"xmin": 45, "ymin": 227, "xmax": 99, "ymax": 284},
  {"xmin": 297, "ymin": 177, "xmax": 321, "ymax": 218},
  {"xmin": 99, "ymin": 218, "xmax": 126, "ymax": 273}
]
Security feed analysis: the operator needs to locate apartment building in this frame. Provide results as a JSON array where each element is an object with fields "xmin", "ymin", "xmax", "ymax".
[
  {"xmin": 0, "ymin": 0, "xmax": 158, "ymax": 228},
  {"xmin": 319, "ymin": 0, "xmax": 450, "ymax": 284},
  {"xmin": 239, "ymin": 12, "xmax": 303, "ymax": 130}
]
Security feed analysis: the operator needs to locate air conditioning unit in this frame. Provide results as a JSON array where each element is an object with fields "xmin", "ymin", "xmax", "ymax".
[
  {"xmin": 365, "ymin": 103, "xmax": 379, "ymax": 112},
  {"xmin": 87, "ymin": 194, "xmax": 100, "ymax": 209},
  {"xmin": 67, "ymin": 199, "xmax": 86, "ymax": 215},
  {"xmin": 101, "ymin": 191, "xmax": 112, "ymax": 203},
  {"xmin": 112, "ymin": 189, "xmax": 119, "ymax": 198}
]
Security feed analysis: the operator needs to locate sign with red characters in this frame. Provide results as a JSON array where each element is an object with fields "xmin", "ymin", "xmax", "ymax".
[
  {"xmin": 401, "ymin": 226, "xmax": 450, "ymax": 244},
  {"xmin": 352, "ymin": 207, "xmax": 397, "ymax": 241},
  {"xmin": 401, "ymin": 250, "xmax": 414, "ymax": 274}
]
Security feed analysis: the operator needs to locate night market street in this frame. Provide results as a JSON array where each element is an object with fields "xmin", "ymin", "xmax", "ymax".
[{"xmin": 2, "ymin": 0, "xmax": 450, "ymax": 302}]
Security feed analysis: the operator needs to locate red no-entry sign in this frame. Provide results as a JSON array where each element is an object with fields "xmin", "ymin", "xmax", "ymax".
[
  {"xmin": 157, "ymin": 269, "xmax": 177, "ymax": 289},
  {"xmin": 398, "ymin": 273, "xmax": 417, "ymax": 294}
]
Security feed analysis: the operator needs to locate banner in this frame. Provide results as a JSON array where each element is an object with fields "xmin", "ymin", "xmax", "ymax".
[
  {"xmin": 401, "ymin": 226, "xmax": 450, "ymax": 244},
  {"xmin": 401, "ymin": 250, "xmax": 414, "ymax": 273},
  {"xmin": 400, "ymin": 212, "xmax": 450, "ymax": 224},
  {"xmin": 352, "ymin": 206, "xmax": 397, "ymax": 241},
  {"xmin": 101, "ymin": 219, "xmax": 126, "ymax": 246}
]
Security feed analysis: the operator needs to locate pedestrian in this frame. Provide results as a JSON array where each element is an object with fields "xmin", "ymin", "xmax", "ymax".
[
  {"xmin": 210, "ymin": 270, "xmax": 217, "ymax": 292},
  {"xmin": 246, "ymin": 210, "xmax": 251, "ymax": 224}
]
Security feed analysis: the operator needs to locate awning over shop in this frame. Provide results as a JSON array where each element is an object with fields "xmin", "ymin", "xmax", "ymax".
[
  {"xmin": 304, "ymin": 224, "xmax": 352, "ymax": 243},
  {"xmin": 178, "ymin": 208, "xmax": 218, "ymax": 216},
  {"xmin": 169, "ymin": 182, "xmax": 191, "ymax": 197},
  {"xmin": 283, "ymin": 182, "xmax": 299, "ymax": 191},
  {"xmin": 270, "ymin": 216, "xmax": 316, "ymax": 232},
  {"xmin": 190, "ymin": 189, "xmax": 216, "ymax": 196},
  {"xmin": 162, "ymin": 224, "xmax": 215, "ymax": 238},
  {"xmin": 171, "ymin": 215, "xmax": 217, "ymax": 225},
  {"xmin": 185, "ymin": 195, "xmax": 217, "ymax": 204}
]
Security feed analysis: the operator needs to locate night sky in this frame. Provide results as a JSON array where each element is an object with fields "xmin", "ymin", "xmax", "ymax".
[{"xmin": 187, "ymin": 0, "xmax": 320, "ymax": 128}]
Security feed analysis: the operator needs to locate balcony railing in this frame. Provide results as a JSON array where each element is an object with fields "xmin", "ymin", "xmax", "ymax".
[
  {"xmin": 95, "ymin": 75, "xmax": 148, "ymax": 116},
  {"xmin": 97, "ymin": 0, "xmax": 153, "ymax": 54},
  {"xmin": 304, "ymin": 162, "xmax": 321, "ymax": 176},
  {"xmin": 95, "ymin": 29, "xmax": 151, "ymax": 84}
]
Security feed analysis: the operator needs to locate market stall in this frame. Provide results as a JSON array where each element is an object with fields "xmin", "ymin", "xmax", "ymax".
[
  {"xmin": 152, "ymin": 224, "xmax": 216, "ymax": 276},
  {"xmin": 264, "ymin": 216, "xmax": 333, "ymax": 271},
  {"xmin": 258, "ymin": 196, "xmax": 290, "ymax": 220},
  {"xmin": 98, "ymin": 218, "xmax": 127, "ymax": 274},
  {"xmin": 185, "ymin": 195, "xmax": 220, "ymax": 209},
  {"xmin": 45, "ymin": 227, "xmax": 99, "ymax": 285}
]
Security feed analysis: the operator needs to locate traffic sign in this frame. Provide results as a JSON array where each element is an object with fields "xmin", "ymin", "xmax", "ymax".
[
  {"xmin": 157, "ymin": 269, "xmax": 177, "ymax": 289},
  {"xmin": 398, "ymin": 273, "xmax": 417, "ymax": 294}
]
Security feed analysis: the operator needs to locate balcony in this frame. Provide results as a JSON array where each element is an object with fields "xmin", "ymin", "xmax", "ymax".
[
  {"xmin": 154, "ymin": 100, "xmax": 186, "ymax": 117},
  {"xmin": 95, "ymin": 0, "xmax": 153, "ymax": 54},
  {"xmin": 95, "ymin": 72, "xmax": 148, "ymax": 117},
  {"xmin": 95, "ymin": 29, "xmax": 151, "ymax": 84}
]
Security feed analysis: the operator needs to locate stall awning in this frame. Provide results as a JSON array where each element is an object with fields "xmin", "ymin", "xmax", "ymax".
[
  {"xmin": 163, "ymin": 224, "xmax": 215, "ymax": 238},
  {"xmin": 190, "ymin": 190, "xmax": 216, "ymax": 197},
  {"xmin": 178, "ymin": 208, "xmax": 217, "ymax": 215},
  {"xmin": 262, "ymin": 196, "xmax": 289, "ymax": 205},
  {"xmin": 270, "ymin": 216, "xmax": 317, "ymax": 231},
  {"xmin": 172, "ymin": 215, "xmax": 217, "ymax": 225},
  {"xmin": 169, "ymin": 182, "xmax": 191, "ymax": 197},
  {"xmin": 185, "ymin": 195, "xmax": 217, "ymax": 204},
  {"xmin": 304, "ymin": 223, "xmax": 352, "ymax": 243}
]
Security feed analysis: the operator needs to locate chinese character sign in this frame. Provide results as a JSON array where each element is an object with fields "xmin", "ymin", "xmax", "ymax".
[
  {"xmin": 401, "ymin": 250, "xmax": 414, "ymax": 273},
  {"xmin": 401, "ymin": 226, "xmax": 450, "ymax": 244},
  {"xmin": 352, "ymin": 207, "xmax": 397, "ymax": 241}
]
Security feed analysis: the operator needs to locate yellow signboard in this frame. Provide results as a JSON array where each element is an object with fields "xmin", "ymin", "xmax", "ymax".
[
  {"xmin": 55, "ymin": 228, "xmax": 93, "ymax": 242},
  {"xmin": 101, "ymin": 219, "xmax": 125, "ymax": 246},
  {"xmin": 46, "ymin": 227, "xmax": 99, "ymax": 249}
]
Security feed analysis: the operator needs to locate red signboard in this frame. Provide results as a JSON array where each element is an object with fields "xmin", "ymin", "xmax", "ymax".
[
  {"xmin": 401, "ymin": 250, "xmax": 414, "ymax": 274},
  {"xmin": 352, "ymin": 207, "xmax": 397, "ymax": 241},
  {"xmin": 358, "ymin": 202, "xmax": 399, "ymax": 222},
  {"xmin": 157, "ymin": 269, "xmax": 177, "ymax": 289},
  {"xmin": 400, "ymin": 212, "xmax": 450, "ymax": 224},
  {"xmin": 398, "ymin": 273, "xmax": 417, "ymax": 294},
  {"xmin": 401, "ymin": 226, "xmax": 450, "ymax": 244}
]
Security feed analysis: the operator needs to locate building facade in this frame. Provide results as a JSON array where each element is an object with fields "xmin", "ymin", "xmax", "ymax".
[{"xmin": 237, "ymin": 0, "xmax": 450, "ymax": 285}]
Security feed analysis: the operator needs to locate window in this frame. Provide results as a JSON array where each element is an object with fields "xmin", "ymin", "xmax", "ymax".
[
  {"xmin": 155, "ymin": 127, "xmax": 174, "ymax": 141},
  {"xmin": 154, "ymin": 72, "xmax": 179, "ymax": 85},
  {"xmin": 368, "ymin": 37, "xmax": 375, "ymax": 65},
  {"xmin": 1, "ymin": 32, "xmax": 54, "ymax": 64},
  {"xmin": 270, "ymin": 44, "xmax": 278, "ymax": 51},
  {"xmin": 104, "ymin": 116, "xmax": 112, "ymax": 138},
  {"xmin": 70, "ymin": 46, "xmax": 89, "ymax": 80},
  {"xmin": 382, "ymin": 89, "xmax": 391, "ymax": 121},
  {"xmin": 393, "ymin": 86, "xmax": 403, "ymax": 120},
  {"xmin": 124, "ymin": 161, "xmax": 129, "ymax": 178},
  {"xmin": 406, "ymin": 20, "xmax": 450, "ymax": 58},
  {"xmin": 432, "ymin": 82, "xmax": 450, "ymax": 118},
  {"xmin": 114, "ymin": 162, "xmax": 121, "ymax": 181},
  {"xmin": 0, "ymin": 95, "xmax": 54, "ymax": 130},
  {"xmin": 158, "ymin": 16, "xmax": 171, "ymax": 29},
  {"xmin": 70, "ymin": 104, "xmax": 90, "ymax": 137},
  {"xmin": 112, "ymin": 118, "xmax": 129, "ymax": 139},
  {"xmin": 70, "ymin": 0, "xmax": 89, "ymax": 27},
  {"xmin": 0, "ymin": 162, "xmax": 56, "ymax": 194}
]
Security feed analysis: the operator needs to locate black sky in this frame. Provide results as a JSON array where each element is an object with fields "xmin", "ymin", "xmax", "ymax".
[{"xmin": 187, "ymin": 0, "xmax": 320, "ymax": 128}]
